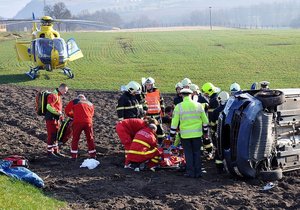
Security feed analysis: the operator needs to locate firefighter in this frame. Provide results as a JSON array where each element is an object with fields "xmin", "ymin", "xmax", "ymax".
[
  {"xmin": 65, "ymin": 94, "xmax": 96, "ymax": 159},
  {"xmin": 115, "ymin": 117, "xmax": 158, "ymax": 168},
  {"xmin": 201, "ymin": 82, "xmax": 220, "ymax": 159},
  {"xmin": 173, "ymin": 82, "xmax": 183, "ymax": 106},
  {"xmin": 170, "ymin": 88, "xmax": 209, "ymax": 178},
  {"xmin": 211, "ymin": 91, "xmax": 229, "ymax": 173},
  {"xmin": 45, "ymin": 83, "xmax": 68, "ymax": 159},
  {"xmin": 117, "ymin": 81, "xmax": 144, "ymax": 121},
  {"xmin": 230, "ymin": 82, "xmax": 241, "ymax": 96},
  {"xmin": 144, "ymin": 77, "xmax": 165, "ymax": 144},
  {"xmin": 181, "ymin": 77, "xmax": 192, "ymax": 88},
  {"xmin": 126, "ymin": 123, "xmax": 162, "ymax": 172}
]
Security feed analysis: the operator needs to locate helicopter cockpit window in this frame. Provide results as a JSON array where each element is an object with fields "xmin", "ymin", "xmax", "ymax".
[{"xmin": 35, "ymin": 38, "xmax": 68, "ymax": 64}]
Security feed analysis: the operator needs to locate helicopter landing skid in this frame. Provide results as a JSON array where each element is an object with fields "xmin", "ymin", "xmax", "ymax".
[
  {"xmin": 62, "ymin": 67, "xmax": 74, "ymax": 79},
  {"xmin": 25, "ymin": 66, "xmax": 40, "ymax": 80}
]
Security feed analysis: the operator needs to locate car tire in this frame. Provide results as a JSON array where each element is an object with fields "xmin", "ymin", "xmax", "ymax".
[
  {"xmin": 254, "ymin": 90, "xmax": 284, "ymax": 108},
  {"xmin": 258, "ymin": 168, "xmax": 283, "ymax": 181}
]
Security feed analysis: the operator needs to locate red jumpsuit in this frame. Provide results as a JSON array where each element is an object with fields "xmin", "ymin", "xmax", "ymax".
[
  {"xmin": 45, "ymin": 89, "xmax": 62, "ymax": 154},
  {"xmin": 126, "ymin": 127, "xmax": 162, "ymax": 168},
  {"xmin": 65, "ymin": 98, "xmax": 96, "ymax": 158},
  {"xmin": 115, "ymin": 118, "xmax": 147, "ymax": 165}
]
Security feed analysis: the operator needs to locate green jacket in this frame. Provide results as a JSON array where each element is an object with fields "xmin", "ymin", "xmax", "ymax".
[{"xmin": 170, "ymin": 96, "xmax": 209, "ymax": 139}]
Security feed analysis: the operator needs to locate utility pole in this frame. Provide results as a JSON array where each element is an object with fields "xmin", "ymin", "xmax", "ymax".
[
  {"xmin": 209, "ymin": 6, "xmax": 212, "ymax": 30},
  {"xmin": 44, "ymin": 0, "xmax": 46, "ymax": 15}
]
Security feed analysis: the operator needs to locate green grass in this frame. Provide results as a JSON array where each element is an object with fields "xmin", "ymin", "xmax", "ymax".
[
  {"xmin": 0, "ymin": 29, "xmax": 300, "ymax": 92},
  {"xmin": 0, "ymin": 175, "xmax": 66, "ymax": 209}
]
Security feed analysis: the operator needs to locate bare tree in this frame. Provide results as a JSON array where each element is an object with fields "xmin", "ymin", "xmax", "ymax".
[{"xmin": 44, "ymin": 2, "xmax": 72, "ymax": 31}]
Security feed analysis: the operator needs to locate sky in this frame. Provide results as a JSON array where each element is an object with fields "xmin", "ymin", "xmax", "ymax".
[
  {"xmin": 0, "ymin": 0, "xmax": 284, "ymax": 18},
  {"xmin": 0, "ymin": 0, "xmax": 31, "ymax": 18}
]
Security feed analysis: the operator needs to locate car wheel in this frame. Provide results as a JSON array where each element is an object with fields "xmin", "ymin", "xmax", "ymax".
[
  {"xmin": 258, "ymin": 168, "xmax": 283, "ymax": 181},
  {"xmin": 254, "ymin": 90, "xmax": 284, "ymax": 108}
]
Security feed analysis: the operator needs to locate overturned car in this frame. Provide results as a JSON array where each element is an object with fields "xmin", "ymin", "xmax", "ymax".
[{"xmin": 217, "ymin": 88, "xmax": 300, "ymax": 181}]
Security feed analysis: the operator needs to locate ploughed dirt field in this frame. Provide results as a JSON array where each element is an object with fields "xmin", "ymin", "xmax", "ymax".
[{"xmin": 0, "ymin": 84, "xmax": 299, "ymax": 209}]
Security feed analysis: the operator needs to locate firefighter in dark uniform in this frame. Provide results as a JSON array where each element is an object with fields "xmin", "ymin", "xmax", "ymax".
[
  {"xmin": 173, "ymin": 82, "xmax": 183, "ymax": 106},
  {"xmin": 117, "ymin": 81, "xmax": 144, "ymax": 121},
  {"xmin": 45, "ymin": 83, "xmax": 68, "ymax": 159},
  {"xmin": 211, "ymin": 91, "xmax": 229, "ymax": 173},
  {"xmin": 201, "ymin": 82, "xmax": 220, "ymax": 159},
  {"xmin": 143, "ymin": 77, "xmax": 165, "ymax": 144}
]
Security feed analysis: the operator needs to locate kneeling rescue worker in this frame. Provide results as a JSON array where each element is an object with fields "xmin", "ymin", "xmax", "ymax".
[
  {"xmin": 126, "ymin": 123, "xmax": 162, "ymax": 171},
  {"xmin": 115, "ymin": 117, "xmax": 158, "ymax": 168},
  {"xmin": 45, "ymin": 83, "xmax": 68, "ymax": 159},
  {"xmin": 65, "ymin": 94, "xmax": 96, "ymax": 159}
]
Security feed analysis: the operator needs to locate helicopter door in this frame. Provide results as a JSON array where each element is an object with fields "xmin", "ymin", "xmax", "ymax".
[
  {"xmin": 15, "ymin": 41, "xmax": 31, "ymax": 61},
  {"xmin": 66, "ymin": 38, "xmax": 83, "ymax": 61}
]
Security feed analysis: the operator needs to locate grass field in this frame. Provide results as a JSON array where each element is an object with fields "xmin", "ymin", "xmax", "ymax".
[
  {"xmin": 0, "ymin": 29, "xmax": 300, "ymax": 92},
  {"xmin": 0, "ymin": 175, "xmax": 66, "ymax": 209}
]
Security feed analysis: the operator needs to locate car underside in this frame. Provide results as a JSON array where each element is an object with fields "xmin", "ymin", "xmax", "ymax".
[{"xmin": 217, "ymin": 88, "xmax": 300, "ymax": 181}]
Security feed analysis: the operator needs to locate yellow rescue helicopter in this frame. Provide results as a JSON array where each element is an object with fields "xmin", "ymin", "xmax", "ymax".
[
  {"xmin": 5, "ymin": 14, "xmax": 118, "ymax": 79},
  {"xmin": 12, "ymin": 15, "xmax": 83, "ymax": 79}
]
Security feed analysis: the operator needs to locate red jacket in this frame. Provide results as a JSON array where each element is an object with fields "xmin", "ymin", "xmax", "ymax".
[
  {"xmin": 65, "ymin": 99, "xmax": 94, "ymax": 124},
  {"xmin": 116, "ymin": 118, "xmax": 147, "ymax": 139},
  {"xmin": 127, "ymin": 127, "xmax": 159, "ymax": 163}
]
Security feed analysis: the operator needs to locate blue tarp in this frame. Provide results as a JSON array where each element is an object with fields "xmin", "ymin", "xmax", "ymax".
[{"xmin": 0, "ymin": 160, "xmax": 44, "ymax": 188}]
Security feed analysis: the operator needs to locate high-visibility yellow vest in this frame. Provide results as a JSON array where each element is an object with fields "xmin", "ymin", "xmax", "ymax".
[{"xmin": 171, "ymin": 96, "xmax": 208, "ymax": 139}]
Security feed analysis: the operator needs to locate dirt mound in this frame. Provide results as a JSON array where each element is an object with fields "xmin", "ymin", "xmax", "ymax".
[{"xmin": 0, "ymin": 84, "xmax": 299, "ymax": 209}]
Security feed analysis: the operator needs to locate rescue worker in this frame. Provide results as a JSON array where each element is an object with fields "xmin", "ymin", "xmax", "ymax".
[
  {"xmin": 126, "ymin": 124, "xmax": 162, "ymax": 172},
  {"xmin": 45, "ymin": 83, "xmax": 68, "ymax": 159},
  {"xmin": 181, "ymin": 78, "xmax": 192, "ymax": 89},
  {"xmin": 173, "ymin": 82, "xmax": 183, "ymax": 106},
  {"xmin": 201, "ymin": 82, "xmax": 220, "ymax": 159},
  {"xmin": 117, "ymin": 81, "xmax": 144, "ymax": 121},
  {"xmin": 210, "ymin": 91, "xmax": 229, "ymax": 173},
  {"xmin": 170, "ymin": 88, "xmax": 209, "ymax": 178},
  {"xmin": 65, "ymin": 94, "xmax": 96, "ymax": 159},
  {"xmin": 230, "ymin": 82, "xmax": 241, "ymax": 96},
  {"xmin": 144, "ymin": 77, "xmax": 165, "ymax": 144},
  {"xmin": 259, "ymin": 81, "xmax": 270, "ymax": 90},
  {"xmin": 116, "ymin": 117, "xmax": 158, "ymax": 167}
]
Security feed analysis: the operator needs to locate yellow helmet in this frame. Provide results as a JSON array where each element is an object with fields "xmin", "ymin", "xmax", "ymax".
[{"xmin": 201, "ymin": 82, "xmax": 219, "ymax": 96}]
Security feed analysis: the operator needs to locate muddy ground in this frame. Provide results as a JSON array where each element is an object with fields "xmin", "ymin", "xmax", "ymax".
[{"xmin": 0, "ymin": 84, "xmax": 299, "ymax": 210}]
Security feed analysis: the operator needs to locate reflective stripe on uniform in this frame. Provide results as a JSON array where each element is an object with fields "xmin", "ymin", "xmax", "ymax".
[
  {"xmin": 151, "ymin": 158, "xmax": 159, "ymax": 163},
  {"xmin": 215, "ymin": 159, "xmax": 223, "ymax": 164},
  {"xmin": 203, "ymin": 143, "xmax": 213, "ymax": 149},
  {"xmin": 116, "ymin": 104, "xmax": 141, "ymax": 110},
  {"xmin": 180, "ymin": 129, "xmax": 202, "ymax": 134},
  {"xmin": 71, "ymin": 150, "xmax": 78, "ymax": 154},
  {"xmin": 132, "ymin": 139, "xmax": 151, "ymax": 148},
  {"xmin": 127, "ymin": 148, "xmax": 158, "ymax": 155},
  {"xmin": 88, "ymin": 149, "xmax": 96, "ymax": 154}
]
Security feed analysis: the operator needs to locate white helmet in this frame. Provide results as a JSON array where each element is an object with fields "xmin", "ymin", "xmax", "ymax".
[
  {"xmin": 190, "ymin": 84, "xmax": 200, "ymax": 94},
  {"xmin": 126, "ymin": 81, "xmax": 141, "ymax": 94},
  {"xmin": 175, "ymin": 82, "xmax": 183, "ymax": 89},
  {"xmin": 145, "ymin": 77, "xmax": 155, "ymax": 85},
  {"xmin": 230, "ymin": 82, "xmax": 241, "ymax": 93},
  {"xmin": 181, "ymin": 78, "xmax": 192, "ymax": 87},
  {"xmin": 218, "ymin": 91, "xmax": 230, "ymax": 105}
]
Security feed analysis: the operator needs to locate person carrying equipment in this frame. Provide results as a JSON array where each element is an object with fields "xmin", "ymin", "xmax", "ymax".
[
  {"xmin": 170, "ymin": 88, "xmax": 209, "ymax": 178},
  {"xmin": 144, "ymin": 77, "xmax": 165, "ymax": 144},
  {"xmin": 116, "ymin": 117, "xmax": 158, "ymax": 167},
  {"xmin": 211, "ymin": 91, "xmax": 230, "ymax": 173},
  {"xmin": 126, "ymin": 124, "xmax": 162, "ymax": 172},
  {"xmin": 201, "ymin": 82, "xmax": 220, "ymax": 159},
  {"xmin": 65, "ymin": 94, "xmax": 96, "ymax": 159},
  {"xmin": 117, "ymin": 81, "xmax": 144, "ymax": 121},
  {"xmin": 45, "ymin": 83, "xmax": 68, "ymax": 159}
]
